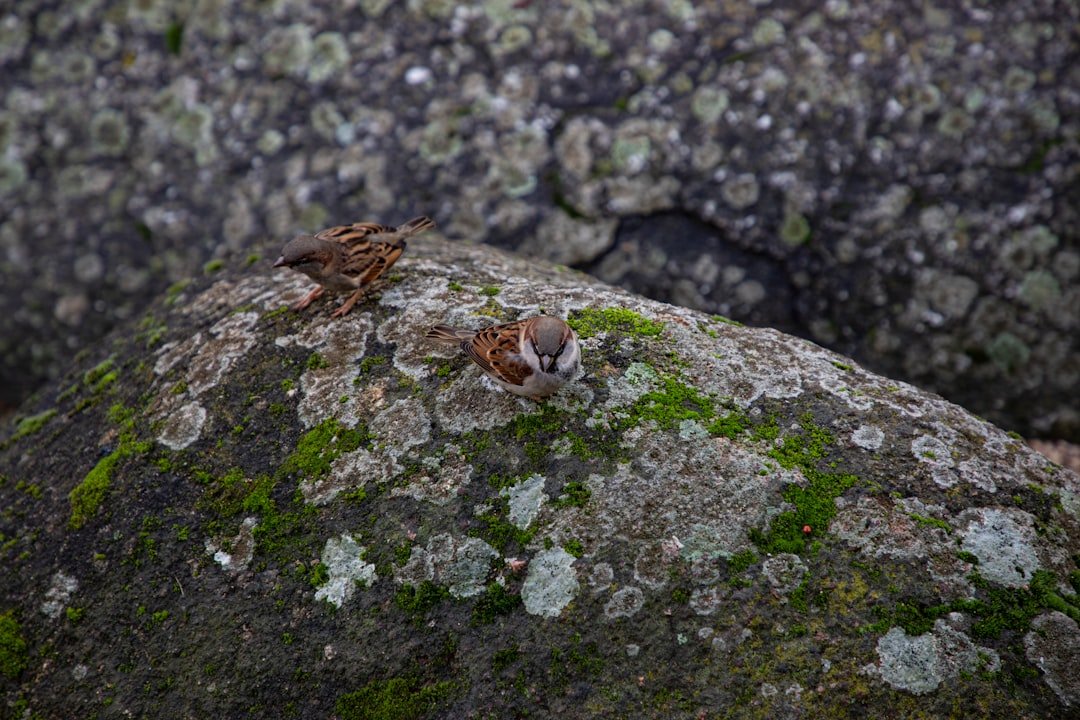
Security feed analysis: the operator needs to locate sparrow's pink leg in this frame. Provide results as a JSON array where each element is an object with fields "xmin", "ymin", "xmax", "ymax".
[
  {"xmin": 330, "ymin": 288, "xmax": 366, "ymax": 319},
  {"xmin": 293, "ymin": 285, "xmax": 325, "ymax": 311}
]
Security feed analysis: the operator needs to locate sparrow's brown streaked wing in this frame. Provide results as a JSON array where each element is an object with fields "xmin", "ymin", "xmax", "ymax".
[
  {"xmin": 314, "ymin": 222, "xmax": 394, "ymax": 246},
  {"xmin": 463, "ymin": 320, "xmax": 531, "ymax": 388},
  {"xmin": 316, "ymin": 216, "xmax": 434, "ymax": 247},
  {"xmin": 341, "ymin": 241, "xmax": 406, "ymax": 286}
]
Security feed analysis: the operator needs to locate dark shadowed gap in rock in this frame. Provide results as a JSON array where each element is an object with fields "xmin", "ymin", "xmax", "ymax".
[{"xmin": 578, "ymin": 210, "xmax": 802, "ymax": 337}]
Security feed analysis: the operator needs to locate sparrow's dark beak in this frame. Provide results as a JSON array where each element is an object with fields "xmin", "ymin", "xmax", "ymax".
[
  {"xmin": 273, "ymin": 256, "xmax": 287, "ymax": 268},
  {"xmin": 540, "ymin": 355, "xmax": 554, "ymax": 373}
]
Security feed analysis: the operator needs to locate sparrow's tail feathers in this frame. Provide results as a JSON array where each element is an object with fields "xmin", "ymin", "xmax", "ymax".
[
  {"xmin": 398, "ymin": 216, "xmax": 436, "ymax": 237},
  {"xmin": 426, "ymin": 325, "xmax": 474, "ymax": 344}
]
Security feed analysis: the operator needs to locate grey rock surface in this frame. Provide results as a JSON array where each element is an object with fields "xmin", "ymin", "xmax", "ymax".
[
  {"xmin": 2, "ymin": 237, "xmax": 1079, "ymax": 718},
  {"xmin": 1, "ymin": 1, "xmax": 1078, "ymax": 442}
]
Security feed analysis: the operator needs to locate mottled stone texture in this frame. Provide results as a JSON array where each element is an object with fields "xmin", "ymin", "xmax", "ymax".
[
  {"xmin": 0, "ymin": 1, "xmax": 1077, "ymax": 440},
  {"xmin": 1, "ymin": 238, "xmax": 1078, "ymax": 718}
]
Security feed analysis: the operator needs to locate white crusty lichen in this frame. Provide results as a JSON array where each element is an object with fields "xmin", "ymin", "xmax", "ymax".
[
  {"xmin": 866, "ymin": 620, "xmax": 999, "ymax": 695},
  {"xmin": 156, "ymin": 401, "xmax": 207, "ymax": 450},
  {"xmin": 314, "ymin": 534, "xmax": 376, "ymax": 608},
  {"xmin": 504, "ymin": 474, "xmax": 546, "ymax": 530},
  {"xmin": 521, "ymin": 547, "xmax": 579, "ymax": 617},
  {"xmin": 394, "ymin": 533, "xmax": 500, "ymax": 599}
]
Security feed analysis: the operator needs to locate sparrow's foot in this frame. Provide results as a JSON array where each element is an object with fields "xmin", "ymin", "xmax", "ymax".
[
  {"xmin": 293, "ymin": 286, "xmax": 325, "ymax": 311},
  {"xmin": 330, "ymin": 288, "xmax": 366, "ymax": 319}
]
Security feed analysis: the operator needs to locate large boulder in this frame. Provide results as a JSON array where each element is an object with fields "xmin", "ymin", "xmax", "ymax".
[
  {"xmin": 2, "ymin": 237, "xmax": 1079, "ymax": 718},
  {"xmin": 1, "ymin": 1, "xmax": 1076, "ymax": 441}
]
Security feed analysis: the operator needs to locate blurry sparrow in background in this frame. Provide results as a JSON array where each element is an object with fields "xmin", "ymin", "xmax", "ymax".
[
  {"xmin": 273, "ymin": 216, "xmax": 435, "ymax": 318},
  {"xmin": 426, "ymin": 316, "xmax": 580, "ymax": 400}
]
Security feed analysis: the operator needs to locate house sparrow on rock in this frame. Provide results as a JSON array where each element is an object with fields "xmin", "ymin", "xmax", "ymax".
[
  {"xmin": 273, "ymin": 216, "xmax": 435, "ymax": 318},
  {"xmin": 426, "ymin": 316, "xmax": 580, "ymax": 400}
]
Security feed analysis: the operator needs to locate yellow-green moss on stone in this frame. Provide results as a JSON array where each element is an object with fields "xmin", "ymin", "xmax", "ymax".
[{"xmin": 0, "ymin": 610, "xmax": 28, "ymax": 679}]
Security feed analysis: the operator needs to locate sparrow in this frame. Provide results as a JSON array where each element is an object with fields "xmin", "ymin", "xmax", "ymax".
[
  {"xmin": 273, "ymin": 216, "xmax": 435, "ymax": 318},
  {"xmin": 426, "ymin": 316, "xmax": 581, "ymax": 400}
]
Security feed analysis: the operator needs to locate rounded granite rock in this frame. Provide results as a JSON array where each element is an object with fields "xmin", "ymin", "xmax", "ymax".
[{"xmin": 1, "ymin": 237, "xmax": 1078, "ymax": 718}]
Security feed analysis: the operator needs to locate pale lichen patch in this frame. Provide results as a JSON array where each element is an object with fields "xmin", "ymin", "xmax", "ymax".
[
  {"xmin": 1059, "ymin": 489, "xmax": 1080, "ymax": 522},
  {"xmin": 154, "ymin": 335, "xmax": 200, "ymax": 376},
  {"xmin": 504, "ymin": 474, "xmax": 546, "ymax": 530},
  {"xmin": 632, "ymin": 539, "xmax": 676, "ymax": 591},
  {"xmin": 157, "ymin": 401, "xmax": 207, "ymax": 450},
  {"xmin": 394, "ymin": 533, "xmax": 499, "ymax": 599},
  {"xmin": 296, "ymin": 315, "xmax": 372, "ymax": 428},
  {"xmin": 690, "ymin": 586, "xmax": 727, "ymax": 616},
  {"xmin": 851, "ymin": 424, "xmax": 885, "ymax": 451},
  {"xmin": 521, "ymin": 547, "xmax": 579, "ymax": 617},
  {"xmin": 762, "ymin": 553, "xmax": 807, "ymax": 595},
  {"xmin": 568, "ymin": 433, "xmax": 780, "ymax": 563},
  {"xmin": 40, "ymin": 571, "xmax": 78, "ymax": 619},
  {"xmin": 911, "ymin": 434, "xmax": 957, "ymax": 488},
  {"xmin": 273, "ymin": 318, "xmax": 335, "ymax": 350},
  {"xmin": 185, "ymin": 312, "xmax": 260, "ymax": 396},
  {"xmin": 832, "ymin": 497, "xmax": 971, "ymax": 596},
  {"xmin": 603, "ymin": 586, "xmax": 644, "ymax": 619},
  {"xmin": 206, "ymin": 516, "xmax": 257, "ymax": 573},
  {"xmin": 303, "ymin": 447, "xmax": 402, "ymax": 505},
  {"xmin": 433, "ymin": 372, "xmax": 530, "ymax": 435},
  {"xmin": 376, "ymin": 283, "xmax": 487, "ymax": 381},
  {"xmin": 389, "ymin": 449, "xmax": 472, "ymax": 506},
  {"xmin": 867, "ymin": 620, "xmax": 1000, "ymax": 695},
  {"xmin": 370, "ymin": 397, "xmax": 431, "ymax": 453},
  {"xmin": 957, "ymin": 507, "xmax": 1040, "ymax": 588},
  {"xmin": 588, "ymin": 562, "xmax": 614, "ymax": 595},
  {"xmin": 314, "ymin": 534, "xmax": 376, "ymax": 608}
]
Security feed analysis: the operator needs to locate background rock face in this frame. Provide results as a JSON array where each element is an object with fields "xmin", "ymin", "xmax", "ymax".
[
  {"xmin": 0, "ymin": 6, "xmax": 1077, "ymax": 422},
  {"xmin": 1, "ymin": 238, "xmax": 1079, "ymax": 718}
]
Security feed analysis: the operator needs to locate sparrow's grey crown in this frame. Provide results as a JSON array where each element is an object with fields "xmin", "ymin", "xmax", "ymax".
[
  {"xmin": 530, "ymin": 316, "xmax": 570, "ymax": 356},
  {"xmin": 273, "ymin": 235, "xmax": 335, "ymax": 267}
]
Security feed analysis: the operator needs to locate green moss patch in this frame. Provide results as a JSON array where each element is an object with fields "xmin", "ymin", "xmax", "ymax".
[
  {"xmin": 279, "ymin": 419, "xmax": 370, "ymax": 483},
  {"xmin": 10, "ymin": 409, "xmax": 57, "ymax": 442},
  {"xmin": 199, "ymin": 468, "xmax": 318, "ymax": 567},
  {"xmin": 567, "ymin": 307, "xmax": 665, "ymax": 339},
  {"xmin": 336, "ymin": 676, "xmax": 457, "ymax": 720},
  {"xmin": 395, "ymin": 581, "xmax": 451, "ymax": 619},
  {"xmin": 69, "ymin": 404, "xmax": 151, "ymax": 529},
  {"xmin": 70, "ymin": 451, "xmax": 122, "ymax": 530},
  {"xmin": 552, "ymin": 481, "xmax": 590, "ymax": 509},
  {"xmin": 471, "ymin": 582, "xmax": 520, "ymax": 625},
  {"xmin": 616, "ymin": 365, "xmax": 750, "ymax": 440},
  {"xmin": 0, "ymin": 610, "xmax": 27, "ymax": 679},
  {"xmin": 470, "ymin": 497, "xmax": 535, "ymax": 553},
  {"xmin": 750, "ymin": 416, "xmax": 858, "ymax": 554},
  {"xmin": 868, "ymin": 569, "xmax": 1080, "ymax": 637},
  {"xmin": 67, "ymin": 356, "xmax": 123, "ymax": 413}
]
